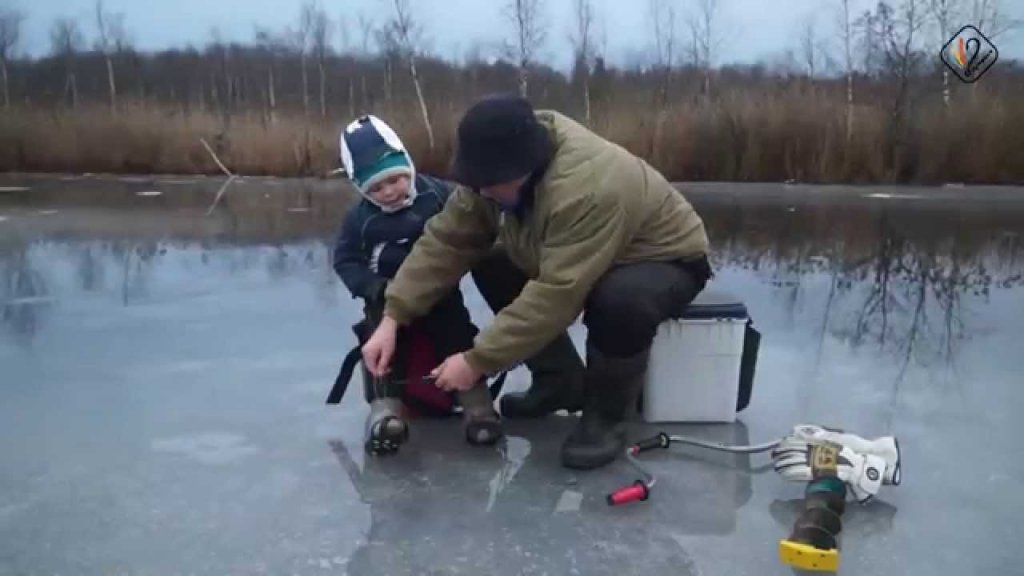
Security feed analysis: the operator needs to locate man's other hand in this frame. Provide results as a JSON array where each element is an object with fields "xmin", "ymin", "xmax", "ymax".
[{"xmin": 430, "ymin": 353, "xmax": 483, "ymax": 392}]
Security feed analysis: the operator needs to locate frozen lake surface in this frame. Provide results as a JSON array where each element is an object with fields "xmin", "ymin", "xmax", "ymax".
[{"xmin": 2, "ymin": 174, "xmax": 1022, "ymax": 575}]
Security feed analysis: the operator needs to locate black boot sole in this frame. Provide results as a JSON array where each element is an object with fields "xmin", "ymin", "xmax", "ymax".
[
  {"xmin": 465, "ymin": 420, "xmax": 504, "ymax": 445},
  {"xmin": 365, "ymin": 417, "xmax": 409, "ymax": 456},
  {"xmin": 560, "ymin": 446, "xmax": 621, "ymax": 470}
]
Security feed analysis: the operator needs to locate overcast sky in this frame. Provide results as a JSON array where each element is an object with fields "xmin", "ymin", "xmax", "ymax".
[{"xmin": 9, "ymin": 0, "xmax": 1024, "ymax": 71}]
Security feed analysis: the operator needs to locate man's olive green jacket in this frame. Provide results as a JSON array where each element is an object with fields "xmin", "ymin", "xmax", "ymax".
[{"xmin": 383, "ymin": 110, "xmax": 709, "ymax": 375}]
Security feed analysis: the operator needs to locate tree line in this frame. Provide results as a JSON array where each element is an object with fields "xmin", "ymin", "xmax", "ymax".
[{"xmin": 0, "ymin": 0, "xmax": 1021, "ymax": 183}]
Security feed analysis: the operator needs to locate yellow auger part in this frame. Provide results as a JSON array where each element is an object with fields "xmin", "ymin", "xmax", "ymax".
[{"xmin": 779, "ymin": 539, "xmax": 839, "ymax": 572}]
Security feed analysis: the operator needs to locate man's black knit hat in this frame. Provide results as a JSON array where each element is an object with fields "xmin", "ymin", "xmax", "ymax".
[{"xmin": 451, "ymin": 94, "xmax": 553, "ymax": 188}]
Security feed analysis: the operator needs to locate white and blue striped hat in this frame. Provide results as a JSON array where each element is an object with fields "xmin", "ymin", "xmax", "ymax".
[{"xmin": 339, "ymin": 115, "xmax": 417, "ymax": 212}]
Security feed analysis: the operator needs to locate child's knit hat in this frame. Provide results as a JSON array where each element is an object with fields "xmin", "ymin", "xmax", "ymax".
[{"xmin": 339, "ymin": 115, "xmax": 417, "ymax": 212}]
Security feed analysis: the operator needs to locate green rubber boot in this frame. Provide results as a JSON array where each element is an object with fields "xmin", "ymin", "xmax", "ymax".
[{"xmin": 560, "ymin": 344, "xmax": 649, "ymax": 470}]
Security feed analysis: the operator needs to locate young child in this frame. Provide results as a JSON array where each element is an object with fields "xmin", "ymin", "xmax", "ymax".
[{"xmin": 331, "ymin": 115, "xmax": 503, "ymax": 455}]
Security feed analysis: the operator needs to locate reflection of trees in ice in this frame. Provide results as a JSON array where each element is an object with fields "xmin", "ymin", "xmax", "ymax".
[
  {"xmin": 77, "ymin": 244, "xmax": 105, "ymax": 292},
  {"xmin": 265, "ymin": 244, "xmax": 331, "ymax": 285},
  {"xmin": 832, "ymin": 237, "xmax": 986, "ymax": 381},
  {"xmin": 119, "ymin": 241, "xmax": 163, "ymax": 306},
  {"xmin": 0, "ymin": 237, "xmax": 344, "ymax": 350},
  {"xmin": 708, "ymin": 206, "xmax": 1024, "ymax": 374},
  {"xmin": 990, "ymin": 231, "xmax": 1023, "ymax": 284},
  {"xmin": 1, "ymin": 243, "xmax": 52, "ymax": 346},
  {"xmin": 267, "ymin": 247, "xmax": 290, "ymax": 279},
  {"xmin": 312, "ymin": 240, "xmax": 339, "ymax": 309}
]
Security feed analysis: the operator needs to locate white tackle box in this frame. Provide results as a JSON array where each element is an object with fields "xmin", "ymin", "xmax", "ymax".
[{"xmin": 641, "ymin": 289, "xmax": 759, "ymax": 423}]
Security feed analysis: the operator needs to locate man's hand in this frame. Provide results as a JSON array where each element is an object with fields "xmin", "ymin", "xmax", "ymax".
[
  {"xmin": 429, "ymin": 353, "xmax": 483, "ymax": 392},
  {"xmin": 362, "ymin": 316, "xmax": 398, "ymax": 378}
]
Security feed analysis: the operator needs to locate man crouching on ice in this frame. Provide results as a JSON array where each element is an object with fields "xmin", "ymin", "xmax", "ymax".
[{"xmin": 361, "ymin": 95, "xmax": 713, "ymax": 470}]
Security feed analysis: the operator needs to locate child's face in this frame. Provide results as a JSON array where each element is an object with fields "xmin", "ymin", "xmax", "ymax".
[{"xmin": 368, "ymin": 174, "xmax": 411, "ymax": 209}]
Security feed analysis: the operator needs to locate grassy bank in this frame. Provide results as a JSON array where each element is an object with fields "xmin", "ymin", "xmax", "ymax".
[{"xmin": 2, "ymin": 86, "xmax": 1022, "ymax": 184}]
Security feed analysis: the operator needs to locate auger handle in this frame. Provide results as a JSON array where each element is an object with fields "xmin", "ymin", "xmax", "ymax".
[{"xmin": 606, "ymin": 480, "xmax": 650, "ymax": 506}]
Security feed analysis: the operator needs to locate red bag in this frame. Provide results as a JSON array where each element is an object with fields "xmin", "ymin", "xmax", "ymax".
[{"xmin": 400, "ymin": 322, "xmax": 456, "ymax": 418}]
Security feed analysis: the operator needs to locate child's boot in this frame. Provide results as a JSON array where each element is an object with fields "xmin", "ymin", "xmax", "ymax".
[
  {"xmin": 363, "ymin": 366, "xmax": 409, "ymax": 455},
  {"xmin": 364, "ymin": 398, "xmax": 409, "ymax": 455}
]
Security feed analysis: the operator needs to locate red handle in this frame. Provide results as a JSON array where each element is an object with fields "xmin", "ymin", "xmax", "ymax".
[{"xmin": 606, "ymin": 481, "xmax": 650, "ymax": 506}]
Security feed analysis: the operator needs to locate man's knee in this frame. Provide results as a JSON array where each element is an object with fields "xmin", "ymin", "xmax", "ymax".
[{"xmin": 584, "ymin": 278, "xmax": 663, "ymax": 357}]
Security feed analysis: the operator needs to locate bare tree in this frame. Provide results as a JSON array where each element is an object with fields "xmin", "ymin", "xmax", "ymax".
[
  {"xmin": 799, "ymin": 14, "xmax": 819, "ymax": 81},
  {"xmin": 254, "ymin": 27, "xmax": 284, "ymax": 124},
  {"xmin": 569, "ymin": 0, "xmax": 595, "ymax": 123},
  {"xmin": 688, "ymin": 0, "xmax": 720, "ymax": 100},
  {"xmin": 337, "ymin": 14, "xmax": 355, "ymax": 118},
  {"xmin": 863, "ymin": 0, "xmax": 926, "ymax": 174},
  {"xmin": 883, "ymin": 0, "xmax": 926, "ymax": 112},
  {"xmin": 50, "ymin": 18, "xmax": 84, "ymax": 109},
  {"xmin": 95, "ymin": 0, "xmax": 128, "ymax": 114},
  {"xmin": 207, "ymin": 28, "xmax": 233, "ymax": 124},
  {"xmin": 0, "ymin": 8, "xmax": 24, "ymax": 109},
  {"xmin": 504, "ymin": 0, "xmax": 547, "ymax": 98},
  {"xmin": 296, "ymin": 3, "xmax": 315, "ymax": 116},
  {"xmin": 357, "ymin": 13, "xmax": 375, "ymax": 109},
  {"xmin": 971, "ymin": 0, "xmax": 1020, "ymax": 38},
  {"xmin": 967, "ymin": 1, "xmax": 1019, "ymax": 97},
  {"xmin": 358, "ymin": 13, "xmax": 374, "ymax": 55},
  {"xmin": 837, "ymin": 0, "xmax": 855, "ymax": 140},
  {"xmin": 337, "ymin": 14, "xmax": 350, "ymax": 53},
  {"xmin": 928, "ymin": 0, "xmax": 962, "ymax": 107},
  {"xmin": 375, "ymin": 21, "xmax": 399, "ymax": 105},
  {"xmin": 309, "ymin": 5, "xmax": 332, "ymax": 117},
  {"xmin": 648, "ymin": 0, "xmax": 676, "ymax": 106},
  {"xmin": 387, "ymin": 0, "xmax": 434, "ymax": 149}
]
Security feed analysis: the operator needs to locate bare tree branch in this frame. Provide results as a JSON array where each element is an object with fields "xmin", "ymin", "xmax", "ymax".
[
  {"xmin": 688, "ymin": 0, "xmax": 719, "ymax": 99},
  {"xmin": 50, "ymin": 18, "xmax": 84, "ymax": 108},
  {"xmin": 0, "ymin": 9, "xmax": 22, "ymax": 61},
  {"xmin": 648, "ymin": 0, "xmax": 676, "ymax": 105},
  {"xmin": 972, "ymin": 0, "xmax": 1021, "ymax": 39},
  {"xmin": 50, "ymin": 18, "xmax": 83, "ymax": 57},
  {"xmin": 860, "ymin": 0, "xmax": 926, "ymax": 175},
  {"xmin": 836, "ymin": 0, "xmax": 855, "ymax": 140},
  {"xmin": 95, "ymin": 0, "xmax": 127, "ymax": 114},
  {"xmin": 358, "ymin": 13, "xmax": 375, "ymax": 56},
  {"xmin": 799, "ymin": 14, "xmax": 818, "ymax": 80},
  {"xmin": 569, "ymin": 0, "xmax": 595, "ymax": 123},
  {"xmin": 388, "ymin": 0, "xmax": 435, "ymax": 149},
  {"xmin": 254, "ymin": 27, "xmax": 287, "ymax": 124},
  {"xmin": 504, "ymin": 0, "xmax": 547, "ymax": 98},
  {"xmin": 309, "ymin": 5, "xmax": 332, "ymax": 117},
  {"xmin": 337, "ymin": 14, "xmax": 349, "ymax": 53},
  {"xmin": 928, "ymin": 0, "xmax": 963, "ymax": 107},
  {"xmin": 296, "ymin": 2, "xmax": 315, "ymax": 115},
  {"xmin": 0, "ymin": 8, "xmax": 25, "ymax": 109}
]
